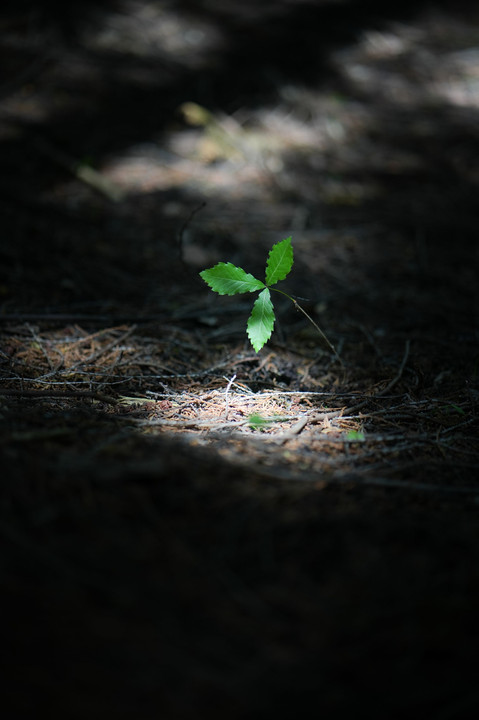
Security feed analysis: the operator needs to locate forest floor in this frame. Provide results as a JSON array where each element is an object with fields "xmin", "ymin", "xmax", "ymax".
[{"xmin": 1, "ymin": 1, "xmax": 479, "ymax": 718}]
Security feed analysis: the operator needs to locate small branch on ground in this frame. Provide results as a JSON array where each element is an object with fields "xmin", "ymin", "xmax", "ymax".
[{"xmin": 0, "ymin": 389, "xmax": 118, "ymax": 405}]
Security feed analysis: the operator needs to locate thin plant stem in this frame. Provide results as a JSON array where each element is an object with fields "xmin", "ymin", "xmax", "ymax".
[{"xmin": 271, "ymin": 287, "xmax": 343, "ymax": 366}]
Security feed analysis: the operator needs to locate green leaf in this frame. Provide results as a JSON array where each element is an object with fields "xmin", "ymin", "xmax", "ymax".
[
  {"xmin": 346, "ymin": 430, "xmax": 365, "ymax": 442},
  {"xmin": 248, "ymin": 413, "xmax": 269, "ymax": 430},
  {"xmin": 200, "ymin": 262, "xmax": 265, "ymax": 296},
  {"xmin": 247, "ymin": 287, "xmax": 275, "ymax": 352},
  {"xmin": 265, "ymin": 236, "xmax": 293, "ymax": 286},
  {"xmin": 248, "ymin": 413, "xmax": 289, "ymax": 429}
]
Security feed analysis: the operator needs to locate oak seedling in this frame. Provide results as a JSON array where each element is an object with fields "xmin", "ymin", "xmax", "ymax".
[{"xmin": 200, "ymin": 236, "xmax": 340, "ymax": 360}]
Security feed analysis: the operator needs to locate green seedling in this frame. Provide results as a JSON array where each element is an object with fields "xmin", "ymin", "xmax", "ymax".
[
  {"xmin": 248, "ymin": 413, "xmax": 270, "ymax": 430},
  {"xmin": 441, "ymin": 403, "xmax": 465, "ymax": 415},
  {"xmin": 345, "ymin": 429, "xmax": 365, "ymax": 442},
  {"xmin": 200, "ymin": 236, "xmax": 340, "ymax": 358},
  {"xmin": 248, "ymin": 413, "xmax": 289, "ymax": 430}
]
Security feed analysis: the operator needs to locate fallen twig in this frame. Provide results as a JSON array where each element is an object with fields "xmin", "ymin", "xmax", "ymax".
[
  {"xmin": 380, "ymin": 340, "xmax": 411, "ymax": 396},
  {"xmin": 276, "ymin": 416, "xmax": 309, "ymax": 444},
  {"xmin": 223, "ymin": 374, "xmax": 237, "ymax": 420},
  {"xmin": 0, "ymin": 389, "xmax": 118, "ymax": 405}
]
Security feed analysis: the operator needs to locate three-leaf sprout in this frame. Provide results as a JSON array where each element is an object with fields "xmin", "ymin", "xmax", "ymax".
[{"xmin": 200, "ymin": 236, "xmax": 340, "ymax": 360}]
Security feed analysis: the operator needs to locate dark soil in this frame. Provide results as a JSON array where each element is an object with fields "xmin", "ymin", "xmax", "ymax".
[{"xmin": 1, "ymin": 1, "xmax": 479, "ymax": 718}]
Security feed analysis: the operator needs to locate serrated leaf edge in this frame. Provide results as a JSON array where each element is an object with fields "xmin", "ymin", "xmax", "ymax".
[
  {"xmin": 246, "ymin": 287, "xmax": 275, "ymax": 352},
  {"xmin": 199, "ymin": 262, "xmax": 265, "ymax": 296},
  {"xmin": 265, "ymin": 236, "xmax": 293, "ymax": 286}
]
